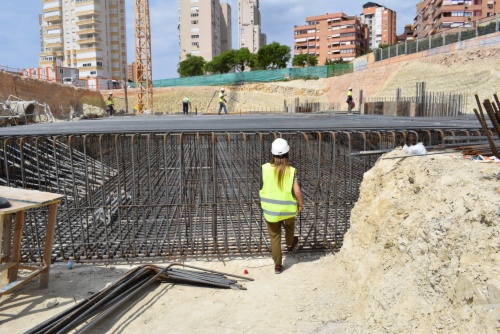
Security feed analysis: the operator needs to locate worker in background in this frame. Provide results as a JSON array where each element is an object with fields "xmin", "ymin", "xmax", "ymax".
[
  {"xmin": 218, "ymin": 88, "xmax": 228, "ymax": 115},
  {"xmin": 107, "ymin": 91, "xmax": 115, "ymax": 116},
  {"xmin": 260, "ymin": 138, "xmax": 303, "ymax": 274},
  {"xmin": 182, "ymin": 97, "xmax": 192, "ymax": 115},
  {"xmin": 346, "ymin": 87, "xmax": 353, "ymax": 113}
]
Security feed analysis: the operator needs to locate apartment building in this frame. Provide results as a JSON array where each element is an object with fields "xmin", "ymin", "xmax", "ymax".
[
  {"xmin": 293, "ymin": 13, "xmax": 369, "ymax": 64},
  {"xmin": 360, "ymin": 2, "xmax": 397, "ymax": 49},
  {"xmin": 178, "ymin": 0, "xmax": 232, "ymax": 62},
  {"xmin": 397, "ymin": 24, "xmax": 416, "ymax": 43},
  {"xmin": 39, "ymin": 0, "xmax": 128, "ymax": 80},
  {"xmin": 238, "ymin": 0, "xmax": 267, "ymax": 53},
  {"xmin": 127, "ymin": 62, "xmax": 137, "ymax": 83},
  {"xmin": 414, "ymin": 0, "xmax": 499, "ymax": 38}
]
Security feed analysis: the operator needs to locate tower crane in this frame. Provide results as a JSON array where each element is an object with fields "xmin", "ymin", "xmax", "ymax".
[{"xmin": 134, "ymin": 0, "xmax": 153, "ymax": 114}]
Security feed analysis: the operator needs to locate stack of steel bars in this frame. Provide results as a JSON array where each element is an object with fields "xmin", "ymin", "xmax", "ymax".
[
  {"xmin": 25, "ymin": 264, "xmax": 253, "ymax": 334},
  {"xmin": 471, "ymin": 94, "xmax": 500, "ymax": 158}
]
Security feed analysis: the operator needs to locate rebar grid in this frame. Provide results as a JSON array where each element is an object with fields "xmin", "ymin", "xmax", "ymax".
[{"xmin": 0, "ymin": 129, "xmax": 483, "ymax": 262}]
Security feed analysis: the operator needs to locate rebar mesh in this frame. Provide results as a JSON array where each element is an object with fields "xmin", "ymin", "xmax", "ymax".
[{"xmin": 0, "ymin": 129, "xmax": 479, "ymax": 261}]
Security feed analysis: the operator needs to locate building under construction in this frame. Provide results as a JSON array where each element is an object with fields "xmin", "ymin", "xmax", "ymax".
[{"xmin": 0, "ymin": 112, "xmax": 489, "ymax": 263}]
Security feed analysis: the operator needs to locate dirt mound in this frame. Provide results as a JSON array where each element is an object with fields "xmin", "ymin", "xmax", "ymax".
[{"xmin": 329, "ymin": 149, "xmax": 500, "ymax": 333}]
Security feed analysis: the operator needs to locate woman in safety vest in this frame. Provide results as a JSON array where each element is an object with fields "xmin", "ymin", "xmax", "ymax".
[{"xmin": 260, "ymin": 138, "xmax": 303, "ymax": 274}]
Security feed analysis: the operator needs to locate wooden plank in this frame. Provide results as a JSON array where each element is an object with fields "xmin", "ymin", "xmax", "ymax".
[
  {"xmin": 0, "ymin": 214, "xmax": 4, "ymax": 259},
  {"xmin": 0, "ymin": 280, "xmax": 24, "ymax": 295},
  {"xmin": 0, "ymin": 262, "xmax": 16, "ymax": 271},
  {"xmin": 0, "ymin": 268, "xmax": 43, "ymax": 296},
  {"xmin": 1, "ymin": 214, "xmax": 12, "ymax": 262},
  {"xmin": 40, "ymin": 203, "xmax": 58, "ymax": 289},
  {"xmin": 0, "ymin": 186, "xmax": 64, "ymax": 205},
  {"xmin": 8, "ymin": 210, "xmax": 24, "ymax": 283},
  {"xmin": 0, "ymin": 200, "xmax": 49, "ymax": 215}
]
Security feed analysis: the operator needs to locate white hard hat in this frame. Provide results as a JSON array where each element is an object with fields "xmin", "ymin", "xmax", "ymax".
[
  {"xmin": 271, "ymin": 138, "xmax": 290, "ymax": 156},
  {"xmin": 220, "ymin": 87, "xmax": 225, "ymax": 91},
  {"xmin": 348, "ymin": 87, "xmax": 352, "ymax": 90},
  {"xmin": 108, "ymin": 91, "xmax": 113, "ymax": 95}
]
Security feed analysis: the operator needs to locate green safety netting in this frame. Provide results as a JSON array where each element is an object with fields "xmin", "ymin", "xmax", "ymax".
[{"xmin": 131, "ymin": 64, "xmax": 353, "ymax": 88}]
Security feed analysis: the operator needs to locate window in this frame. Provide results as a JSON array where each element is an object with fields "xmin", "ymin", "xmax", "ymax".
[
  {"xmin": 191, "ymin": 13, "xmax": 199, "ymax": 17},
  {"xmin": 191, "ymin": 35, "xmax": 199, "ymax": 39},
  {"xmin": 191, "ymin": 20, "xmax": 198, "ymax": 24},
  {"xmin": 90, "ymin": 71, "xmax": 96, "ymax": 75}
]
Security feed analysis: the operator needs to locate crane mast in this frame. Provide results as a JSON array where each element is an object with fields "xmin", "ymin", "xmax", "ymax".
[{"xmin": 134, "ymin": 0, "xmax": 153, "ymax": 114}]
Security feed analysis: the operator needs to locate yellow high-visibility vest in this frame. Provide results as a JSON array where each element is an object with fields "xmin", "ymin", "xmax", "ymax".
[{"xmin": 259, "ymin": 163, "xmax": 297, "ymax": 223}]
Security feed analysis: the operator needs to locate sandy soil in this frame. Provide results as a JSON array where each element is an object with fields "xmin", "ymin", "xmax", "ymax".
[
  {"xmin": 108, "ymin": 45, "xmax": 500, "ymax": 115},
  {"xmin": 1, "ymin": 149, "xmax": 499, "ymax": 334}
]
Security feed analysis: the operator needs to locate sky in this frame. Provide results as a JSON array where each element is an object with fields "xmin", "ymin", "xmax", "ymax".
[{"xmin": 0, "ymin": 1, "xmax": 417, "ymax": 80}]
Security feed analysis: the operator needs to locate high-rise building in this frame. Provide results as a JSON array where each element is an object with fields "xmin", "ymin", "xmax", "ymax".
[
  {"xmin": 238, "ymin": 0, "xmax": 267, "ymax": 53},
  {"xmin": 220, "ymin": 3, "xmax": 232, "ymax": 53},
  {"xmin": 414, "ymin": 0, "xmax": 499, "ymax": 39},
  {"xmin": 178, "ymin": 0, "xmax": 232, "ymax": 62},
  {"xmin": 39, "ymin": 0, "xmax": 128, "ymax": 80},
  {"xmin": 360, "ymin": 2, "xmax": 397, "ymax": 49},
  {"xmin": 293, "ymin": 13, "xmax": 369, "ymax": 64}
]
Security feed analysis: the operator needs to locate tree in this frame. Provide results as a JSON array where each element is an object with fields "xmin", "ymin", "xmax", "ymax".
[
  {"xmin": 325, "ymin": 57, "xmax": 349, "ymax": 65},
  {"xmin": 292, "ymin": 54, "xmax": 318, "ymax": 67},
  {"xmin": 177, "ymin": 54, "xmax": 206, "ymax": 77},
  {"xmin": 234, "ymin": 48, "xmax": 255, "ymax": 72},
  {"xmin": 205, "ymin": 50, "xmax": 236, "ymax": 74},
  {"xmin": 254, "ymin": 42, "xmax": 291, "ymax": 70}
]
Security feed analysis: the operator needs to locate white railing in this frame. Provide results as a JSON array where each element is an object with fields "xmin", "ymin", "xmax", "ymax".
[
  {"xmin": 44, "ymin": 11, "xmax": 61, "ymax": 18},
  {"xmin": 43, "ymin": 1, "xmax": 61, "ymax": 10}
]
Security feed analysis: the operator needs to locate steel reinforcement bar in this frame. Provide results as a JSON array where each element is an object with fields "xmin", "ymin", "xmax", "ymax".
[{"xmin": 0, "ymin": 129, "xmax": 483, "ymax": 262}]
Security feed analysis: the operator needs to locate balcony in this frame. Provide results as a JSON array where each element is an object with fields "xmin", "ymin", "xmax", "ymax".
[
  {"xmin": 45, "ymin": 34, "xmax": 63, "ymax": 43},
  {"xmin": 45, "ymin": 42, "xmax": 64, "ymax": 50},
  {"xmin": 75, "ymin": 0, "xmax": 100, "ymax": 4},
  {"xmin": 75, "ymin": 9, "xmax": 101, "ymax": 17},
  {"xmin": 44, "ymin": 23, "xmax": 62, "ymax": 31},
  {"xmin": 76, "ymin": 47, "xmax": 102, "ymax": 54},
  {"xmin": 77, "ymin": 37, "xmax": 102, "ymax": 45},
  {"xmin": 43, "ymin": 13, "xmax": 62, "ymax": 22},
  {"xmin": 76, "ymin": 18, "xmax": 101, "ymax": 26},
  {"xmin": 75, "ymin": 5, "xmax": 101, "ymax": 17},
  {"xmin": 43, "ymin": 1, "xmax": 61, "ymax": 12},
  {"xmin": 77, "ymin": 27, "xmax": 101, "ymax": 35}
]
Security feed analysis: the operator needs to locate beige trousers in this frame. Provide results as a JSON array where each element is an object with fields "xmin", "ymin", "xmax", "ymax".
[{"xmin": 266, "ymin": 217, "xmax": 295, "ymax": 266}]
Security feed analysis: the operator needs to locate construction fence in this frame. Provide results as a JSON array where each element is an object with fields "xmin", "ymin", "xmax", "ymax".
[
  {"xmin": 376, "ymin": 15, "xmax": 500, "ymax": 62},
  {"xmin": 143, "ymin": 64, "xmax": 353, "ymax": 88}
]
